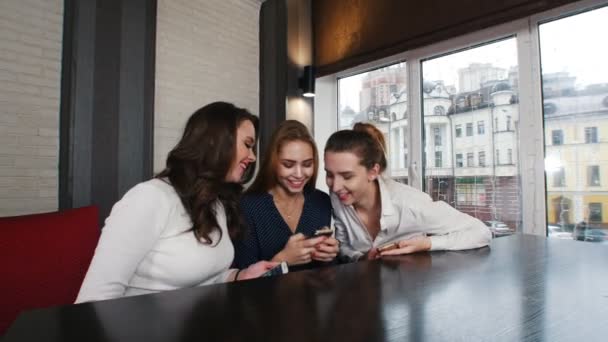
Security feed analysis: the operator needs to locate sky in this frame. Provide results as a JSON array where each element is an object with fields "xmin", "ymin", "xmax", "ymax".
[{"xmin": 338, "ymin": 6, "xmax": 608, "ymax": 113}]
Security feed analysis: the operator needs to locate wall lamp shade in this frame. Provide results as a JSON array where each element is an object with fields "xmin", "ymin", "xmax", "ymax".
[{"xmin": 299, "ymin": 65, "xmax": 315, "ymax": 97}]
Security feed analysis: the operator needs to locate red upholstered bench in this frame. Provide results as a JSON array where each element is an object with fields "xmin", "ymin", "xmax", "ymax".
[{"xmin": 0, "ymin": 206, "xmax": 100, "ymax": 336}]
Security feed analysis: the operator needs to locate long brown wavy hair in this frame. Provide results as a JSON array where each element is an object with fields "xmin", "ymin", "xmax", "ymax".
[
  {"xmin": 247, "ymin": 120, "xmax": 318, "ymax": 193},
  {"xmin": 156, "ymin": 102, "xmax": 258, "ymax": 244}
]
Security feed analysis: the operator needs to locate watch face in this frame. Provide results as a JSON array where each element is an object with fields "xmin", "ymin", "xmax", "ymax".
[{"xmin": 262, "ymin": 262, "xmax": 288, "ymax": 277}]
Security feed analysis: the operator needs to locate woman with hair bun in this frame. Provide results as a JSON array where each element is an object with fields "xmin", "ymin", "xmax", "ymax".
[{"xmin": 324, "ymin": 124, "xmax": 491, "ymax": 262}]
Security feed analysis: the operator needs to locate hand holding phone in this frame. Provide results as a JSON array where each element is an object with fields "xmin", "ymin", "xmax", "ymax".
[
  {"xmin": 377, "ymin": 234, "xmax": 431, "ymax": 256},
  {"xmin": 313, "ymin": 226, "xmax": 334, "ymax": 237},
  {"xmin": 274, "ymin": 233, "xmax": 321, "ymax": 265},
  {"xmin": 377, "ymin": 241, "xmax": 400, "ymax": 253}
]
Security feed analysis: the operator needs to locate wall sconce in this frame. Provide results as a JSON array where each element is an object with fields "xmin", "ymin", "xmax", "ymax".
[{"xmin": 299, "ymin": 65, "xmax": 315, "ymax": 98}]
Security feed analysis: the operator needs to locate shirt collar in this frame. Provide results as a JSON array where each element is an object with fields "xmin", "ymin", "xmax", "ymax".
[{"xmin": 377, "ymin": 176, "xmax": 396, "ymax": 217}]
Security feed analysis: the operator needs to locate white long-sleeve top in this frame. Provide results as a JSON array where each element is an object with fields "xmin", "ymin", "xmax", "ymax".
[
  {"xmin": 333, "ymin": 176, "xmax": 492, "ymax": 261},
  {"xmin": 76, "ymin": 179, "xmax": 235, "ymax": 303}
]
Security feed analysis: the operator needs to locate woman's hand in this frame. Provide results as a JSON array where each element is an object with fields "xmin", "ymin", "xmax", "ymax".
[
  {"xmin": 361, "ymin": 247, "xmax": 380, "ymax": 261},
  {"xmin": 273, "ymin": 233, "xmax": 326, "ymax": 265},
  {"xmin": 312, "ymin": 237, "xmax": 339, "ymax": 262},
  {"xmin": 379, "ymin": 236, "xmax": 432, "ymax": 256},
  {"xmin": 237, "ymin": 261, "xmax": 278, "ymax": 280}
]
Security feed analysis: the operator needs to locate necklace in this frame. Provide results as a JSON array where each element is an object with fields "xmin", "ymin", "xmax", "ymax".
[{"xmin": 273, "ymin": 193, "xmax": 304, "ymax": 220}]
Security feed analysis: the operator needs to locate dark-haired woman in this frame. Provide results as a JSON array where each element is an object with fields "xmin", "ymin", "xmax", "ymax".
[
  {"xmin": 233, "ymin": 120, "xmax": 338, "ymax": 271},
  {"xmin": 324, "ymin": 126, "xmax": 491, "ymax": 262},
  {"xmin": 76, "ymin": 102, "xmax": 276, "ymax": 303}
]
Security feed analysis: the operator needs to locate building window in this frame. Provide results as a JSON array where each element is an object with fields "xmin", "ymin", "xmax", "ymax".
[
  {"xmin": 588, "ymin": 165, "xmax": 600, "ymax": 186},
  {"xmin": 495, "ymin": 149, "xmax": 500, "ymax": 165},
  {"xmin": 508, "ymin": 149, "xmax": 513, "ymax": 164},
  {"xmin": 455, "ymin": 125, "xmax": 462, "ymax": 138},
  {"xmin": 552, "ymin": 130, "xmax": 563, "ymax": 145},
  {"xmin": 433, "ymin": 106, "xmax": 445, "ymax": 115},
  {"xmin": 506, "ymin": 115, "xmax": 512, "ymax": 131},
  {"xmin": 455, "ymin": 182, "xmax": 486, "ymax": 206},
  {"xmin": 553, "ymin": 167, "xmax": 566, "ymax": 187},
  {"xmin": 589, "ymin": 203, "xmax": 602, "ymax": 223},
  {"xmin": 494, "ymin": 117, "xmax": 499, "ymax": 132},
  {"xmin": 479, "ymin": 151, "xmax": 486, "ymax": 167},
  {"xmin": 433, "ymin": 127, "xmax": 441, "ymax": 146},
  {"xmin": 456, "ymin": 153, "xmax": 463, "ymax": 167},
  {"xmin": 404, "ymin": 152, "xmax": 408, "ymax": 166},
  {"xmin": 477, "ymin": 121, "xmax": 485, "ymax": 135},
  {"xmin": 467, "ymin": 152, "xmax": 474, "ymax": 167},
  {"xmin": 585, "ymin": 127, "xmax": 598, "ymax": 143},
  {"xmin": 466, "ymin": 123, "xmax": 473, "ymax": 136},
  {"xmin": 435, "ymin": 151, "xmax": 442, "ymax": 167}
]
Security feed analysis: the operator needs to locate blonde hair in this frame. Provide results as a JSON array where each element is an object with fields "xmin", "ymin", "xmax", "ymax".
[{"xmin": 247, "ymin": 120, "xmax": 318, "ymax": 193}]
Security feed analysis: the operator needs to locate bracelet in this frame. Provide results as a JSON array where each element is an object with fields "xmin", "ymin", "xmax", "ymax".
[{"xmin": 234, "ymin": 269, "xmax": 243, "ymax": 281}]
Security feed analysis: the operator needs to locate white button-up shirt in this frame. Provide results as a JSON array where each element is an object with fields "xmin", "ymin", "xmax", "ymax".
[{"xmin": 332, "ymin": 176, "xmax": 492, "ymax": 261}]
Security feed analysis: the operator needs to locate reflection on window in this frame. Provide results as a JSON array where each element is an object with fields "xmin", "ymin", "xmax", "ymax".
[
  {"xmin": 338, "ymin": 61, "xmax": 408, "ymax": 182},
  {"xmin": 541, "ymin": 6, "xmax": 608, "ymax": 243},
  {"xmin": 422, "ymin": 38, "xmax": 520, "ymax": 236}
]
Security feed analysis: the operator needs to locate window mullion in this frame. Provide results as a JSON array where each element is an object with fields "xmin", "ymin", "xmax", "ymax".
[
  {"xmin": 516, "ymin": 18, "xmax": 547, "ymax": 236},
  {"xmin": 407, "ymin": 57, "xmax": 424, "ymax": 191}
]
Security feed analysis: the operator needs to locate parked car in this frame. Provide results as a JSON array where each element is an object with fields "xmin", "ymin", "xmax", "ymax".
[
  {"xmin": 547, "ymin": 225, "xmax": 573, "ymax": 240},
  {"xmin": 572, "ymin": 223, "xmax": 607, "ymax": 242},
  {"xmin": 484, "ymin": 220, "xmax": 514, "ymax": 238}
]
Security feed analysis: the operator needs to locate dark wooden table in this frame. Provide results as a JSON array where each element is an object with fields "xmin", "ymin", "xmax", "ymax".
[{"xmin": 4, "ymin": 235, "xmax": 608, "ymax": 341}]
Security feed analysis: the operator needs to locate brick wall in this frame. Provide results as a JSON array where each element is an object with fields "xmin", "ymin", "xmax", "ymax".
[
  {"xmin": 154, "ymin": 0, "xmax": 261, "ymax": 172},
  {"xmin": 0, "ymin": 0, "xmax": 63, "ymax": 216}
]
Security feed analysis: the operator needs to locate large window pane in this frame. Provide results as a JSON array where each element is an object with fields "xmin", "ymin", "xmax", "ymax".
[
  {"xmin": 338, "ymin": 62, "xmax": 409, "ymax": 183},
  {"xmin": 540, "ymin": 6, "xmax": 608, "ymax": 244},
  {"xmin": 421, "ymin": 38, "xmax": 521, "ymax": 237}
]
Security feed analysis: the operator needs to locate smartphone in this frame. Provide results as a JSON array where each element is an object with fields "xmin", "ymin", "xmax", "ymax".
[
  {"xmin": 262, "ymin": 261, "xmax": 289, "ymax": 277},
  {"xmin": 377, "ymin": 241, "xmax": 400, "ymax": 253},
  {"xmin": 313, "ymin": 226, "xmax": 334, "ymax": 237}
]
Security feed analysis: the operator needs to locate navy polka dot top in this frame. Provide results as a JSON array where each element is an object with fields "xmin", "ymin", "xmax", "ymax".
[{"xmin": 233, "ymin": 187, "xmax": 333, "ymax": 271}]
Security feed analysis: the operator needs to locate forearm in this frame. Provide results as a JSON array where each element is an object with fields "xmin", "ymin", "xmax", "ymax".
[
  {"xmin": 271, "ymin": 250, "xmax": 286, "ymax": 263},
  {"xmin": 429, "ymin": 218, "xmax": 492, "ymax": 251}
]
